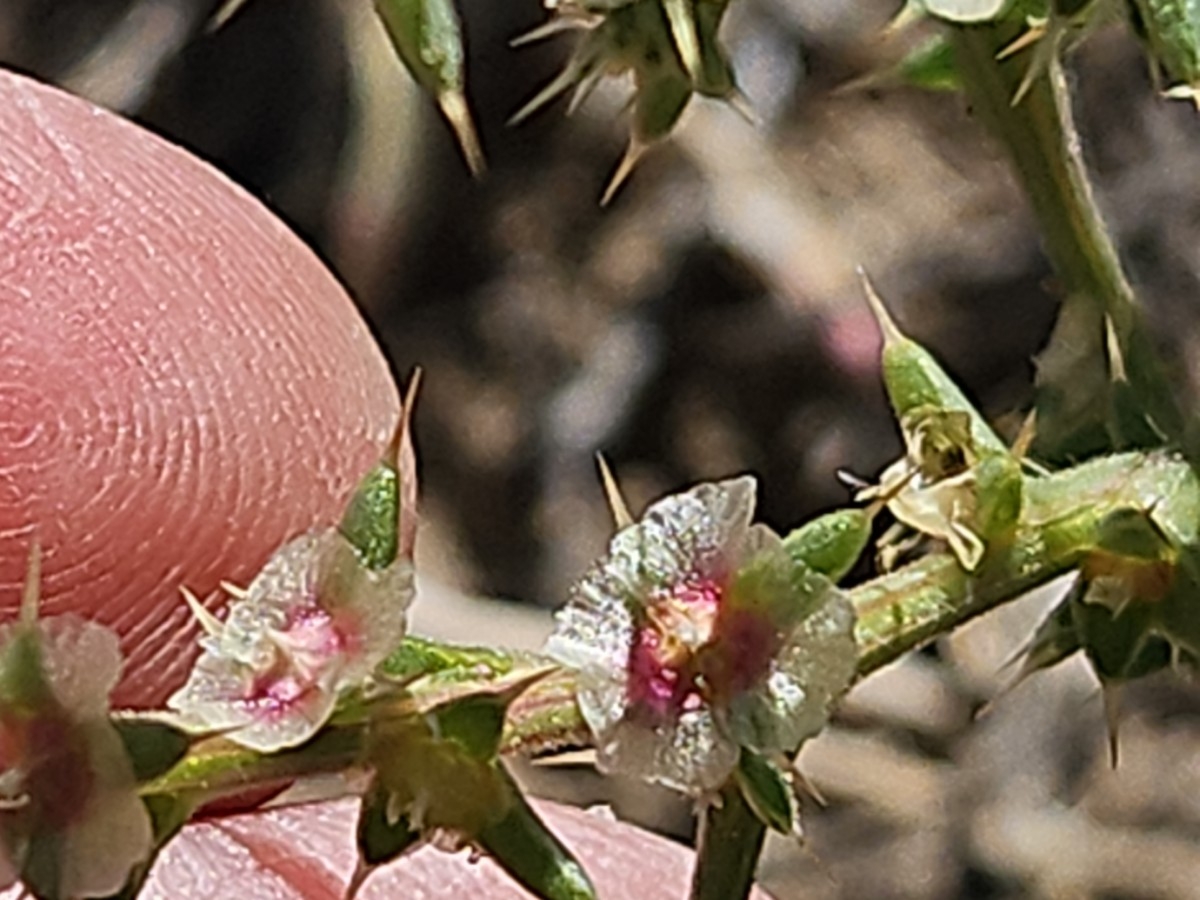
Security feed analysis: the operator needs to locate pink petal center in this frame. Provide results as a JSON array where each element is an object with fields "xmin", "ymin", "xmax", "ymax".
[
  {"xmin": 242, "ymin": 606, "xmax": 358, "ymax": 718},
  {"xmin": 627, "ymin": 579, "xmax": 721, "ymax": 719}
]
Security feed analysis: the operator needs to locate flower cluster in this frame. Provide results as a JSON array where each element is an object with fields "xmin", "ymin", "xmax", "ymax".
[
  {"xmin": 546, "ymin": 476, "xmax": 857, "ymax": 793},
  {"xmin": 167, "ymin": 530, "xmax": 414, "ymax": 752}
]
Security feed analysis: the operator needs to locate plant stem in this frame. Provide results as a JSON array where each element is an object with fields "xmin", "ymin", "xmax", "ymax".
[
  {"xmin": 690, "ymin": 784, "xmax": 765, "ymax": 900},
  {"xmin": 951, "ymin": 25, "xmax": 1132, "ymax": 328},
  {"xmin": 949, "ymin": 23, "xmax": 1185, "ymax": 452}
]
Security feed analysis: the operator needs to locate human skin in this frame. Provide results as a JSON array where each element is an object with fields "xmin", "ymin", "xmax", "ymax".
[{"xmin": 0, "ymin": 69, "xmax": 771, "ymax": 899}]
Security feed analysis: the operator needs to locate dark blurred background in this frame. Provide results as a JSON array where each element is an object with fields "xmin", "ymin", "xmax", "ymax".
[{"xmin": 8, "ymin": 2, "xmax": 1200, "ymax": 896}]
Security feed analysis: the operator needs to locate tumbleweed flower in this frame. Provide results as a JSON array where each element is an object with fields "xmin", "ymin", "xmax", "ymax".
[
  {"xmin": 546, "ymin": 476, "xmax": 857, "ymax": 794},
  {"xmin": 168, "ymin": 529, "xmax": 414, "ymax": 752},
  {"xmin": 0, "ymin": 612, "xmax": 153, "ymax": 898},
  {"xmin": 871, "ymin": 456, "xmax": 984, "ymax": 571}
]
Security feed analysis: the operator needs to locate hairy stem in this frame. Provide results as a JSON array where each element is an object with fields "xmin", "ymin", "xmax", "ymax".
[{"xmin": 949, "ymin": 23, "xmax": 1184, "ymax": 451}]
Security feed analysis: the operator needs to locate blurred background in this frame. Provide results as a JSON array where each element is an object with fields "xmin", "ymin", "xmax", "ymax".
[{"xmin": 6, "ymin": 1, "xmax": 1200, "ymax": 896}]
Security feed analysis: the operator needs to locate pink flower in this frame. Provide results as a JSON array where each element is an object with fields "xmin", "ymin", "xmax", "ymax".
[
  {"xmin": 546, "ymin": 477, "xmax": 856, "ymax": 793},
  {"xmin": 0, "ymin": 591, "xmax": 152, "ymax": 897},
  {"xmin": 168, "ymin": 530, "xmax": 414, "ymax": 752}
]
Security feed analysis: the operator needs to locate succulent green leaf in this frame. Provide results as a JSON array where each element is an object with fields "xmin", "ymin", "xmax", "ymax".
[
  {"xmin": 375, "ymin": 0, "xmax": 485, "ymax": 174},
  {"xmin": 340, "ymin": 376, "xmax": 420, "ymax": 570},
  {"xmin": 1129, "ymin": 0, "xmax": 1200, "ymax": 96},
  {"xmin": 427, "ymin": 671, "xmax": 552, "ymax": 760},
  {"xmin": 0, "ymin": 619, "xmax": 51, "ymax": 710},
  {"xmin": 340, "ymin": 457, "xmax": 400, "ymax": 571},
  {"xmin": 782, "ymin": 509, "xmax": 872, "ymax": 583},
  {"xmin": 863, "ymin": 277, "xmax": 1007, "ymax": 455},
  {"xmin": 112, "ymin": 717, "xmax": 194, "ymax": 783},
  {"xmin": 357, "ymin": 787, "xmax": 421, "ymax": 867},
  {"xmin": 895, "ymin": 35, "xmax": 963, "ymax": 91},
  {"xmin": 476, "ymin": 770, "xmax": 597, "ymax": 900},
  {"xmin": 380, "ymin": 634, "xmax": 517, "ymax": 682},
  {"xmin": 734, "ymin": 750, "xmax": 799, "ymax": 836},
  {"xmin": 430, "ymin": 693, "xmax": 509, "ymax": 761}
]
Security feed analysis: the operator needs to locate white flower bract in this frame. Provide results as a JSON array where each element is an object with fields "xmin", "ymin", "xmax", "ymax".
[
  {"xmin": 546, "ymin": 476, "xmax": 856, "ymax": 793},
  {"xmin": 168, "ymin": 530, "xmax": 414, "ymax": 752}
]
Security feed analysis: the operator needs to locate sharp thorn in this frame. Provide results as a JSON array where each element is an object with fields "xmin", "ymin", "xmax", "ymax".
[
  {"xmin": 596, "ymin": 454, "xmax": 634, "ymax": 529},
  {"xmin": 438, "ymin": 90, "xmax": 487, "ymax": 178},
  {"xmin": 182, "ymin": 587, "xmax": 224, "ymax": 636},
  {"xmin": 857, "ymin": 268, "xmax": 905, "ymax": 347},
  {"xmin": 21, "ymin": 539, "xmax": 41, "ymax": 624},
  {"xmin": 601, "ymin": 140, "xmax": 648, "ymax": 206}
]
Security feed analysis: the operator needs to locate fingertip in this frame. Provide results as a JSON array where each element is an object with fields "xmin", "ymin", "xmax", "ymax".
[{"xmin": 0, "ymin": 69, "xmax": 400, "ymax": 706}]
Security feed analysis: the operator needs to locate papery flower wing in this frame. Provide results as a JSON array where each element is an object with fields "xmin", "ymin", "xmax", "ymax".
[
  {"xmin": 546, "ymin": 477, "xmax": 757, "ymax": 730},
  {"xmin": 626, "ymin": 476, "xmax": 756, "ymax": 587},
  {"xmin": 217, "ymin": 689, "xmax": 341, "ymax": 755},
  {"xmin": 548, "ymin": 476, "xmax": 757, "ymax": 667},
  {"xmin": 169, "ymin": 529, "xmax": 413, "ymax": 752},
  {"xmin": 594, "ymin": 707, "xmax": 740, "ymax": 794},
  {"xmin": 316, "ymin": 534, "xmax": 415, "ymax": 676},
  {"xmin": 0, "ymin": 613, "xmax": 152, "ymax": 898},
  {"xmin": 58, "ymin": 721, "xmax": 154, "ymax": 899},
  {"xmin": 36, "ymin": 614, "xmax": 123, "ymax": 718},
  {"xmin": 726, "ymin": 586, "xmax": 857, "ymax": 753}
]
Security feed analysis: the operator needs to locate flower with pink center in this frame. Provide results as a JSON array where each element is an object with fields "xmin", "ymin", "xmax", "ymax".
[
  {"xmin": 0, "ymin": 554, "xmax": 153, "ymax": 898},
  {"xmin": 168, "ymin": 529, "xmax": 414, "ymax": 752},
  {"xmin": 546, "ymin": 476, "xmax": 857, "ymax": 793}
]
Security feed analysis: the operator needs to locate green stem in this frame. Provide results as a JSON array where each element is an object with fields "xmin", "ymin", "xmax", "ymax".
[
  {"xmin": 690, "ymin": 783, "xmax": 765, "ymax": 900},
  {"xmin": 951, "ymin": 25, "xmax": 1132, "ymax": 326},
  {"xmin": 949, "ymin": 23, "xmax": 1185, "ymax": 450}
]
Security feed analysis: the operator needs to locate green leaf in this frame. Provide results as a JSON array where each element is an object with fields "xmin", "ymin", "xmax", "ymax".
[
  {"xmin": 895, "ymin": 35, "xmax": 963, "ymax": 91},
  {"xmin": 358, "ymin": 786, "xmax": 421, "ymax": 867},
  {"xmin": 734, "ymin": 750, "xmax": 799, "ymax": 836},
  {"xmin": 380, "ymin": 634, "xmax": 517, "ymax": 682},
  {"xmin": 375, "ymin": 0, "xmax": 485, "ymax": 175},
  {"xmin": 863, "ymin": 276, "xmax": 1008, "ymax": 455},
  {"xmin": 1129, "ymin": 0, "xmax": 1200, "ymax": 96},
  {"xmin": 428, "ymin": 670, "xmax": 552, "ymax": 760},
  {"xmin": 476, "ymin": 770, "xmax": 597, "ymax": 900},
  {"xmin": 782, "ymin": 509, "xmax": 872, "ymax": 583},
  {"xmin": 112, "ymin": 716, "xmax": 193, "ymax": 783},
  {"xmin": 339, "ymin": 374, "xmax": 420, "ymax": 570},
  {"xmin": 340, "ymin": 457, "xmax": 400, "ymax": 570}
]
